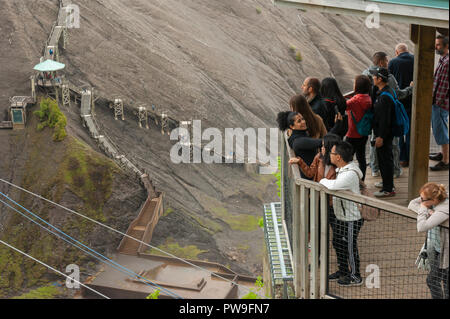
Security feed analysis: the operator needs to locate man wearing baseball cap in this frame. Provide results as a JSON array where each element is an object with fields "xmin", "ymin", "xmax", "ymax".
[{"xmin": 370, "ymin": 67, "xmax": 396, "ymax": 197}]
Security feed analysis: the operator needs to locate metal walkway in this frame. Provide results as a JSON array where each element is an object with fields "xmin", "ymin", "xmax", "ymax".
[{"xmin": 263, "ymin": 202, "xmax": 294, "ymax": 297}]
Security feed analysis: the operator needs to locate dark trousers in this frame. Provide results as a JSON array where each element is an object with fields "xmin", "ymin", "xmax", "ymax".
[
  {"xmin": 346, "ymin": 136, "xmax": 368, "ymax": 181},
  {"xmin": 330, "ymin": 212, "xmax": 364, "ymax": 278},
  {"xmin": 399, "ymin": 134, "xmax": 410, "ymax": 163},
  {"xmin": 376, "ymin": 137, "xmax": 394, "ymax": 192},
  {"xmin": 427, "ymin": 249, "xmax": 449, "ymax": 299},
  {"xmin": 400, "ymin": 108, "xmax": 411, "ymax": 162}
]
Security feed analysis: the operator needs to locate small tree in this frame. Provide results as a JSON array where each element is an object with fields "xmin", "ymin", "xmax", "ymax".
[
  {"xmin": 34, "ymin": 98, "xmax": 67, "ymax": 142},
  {"xmin": 241, "ymin": 276, "xmax": 265, "ymax": 299},
  {"xmin": 258, "ymin": 217, "xmax": 264, "ymax": 229},
  {"xmin": 146, "ymin": 289, "xmax": 160, "ymax": 299}
]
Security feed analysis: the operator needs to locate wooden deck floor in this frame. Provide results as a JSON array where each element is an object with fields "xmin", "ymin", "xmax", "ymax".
[
  {"xmin": 327, "ymin": 150, "xmax": 448, "ymax": 298},
  {"xmin": 364, "ymin": 159, "xmax": 449, "ymax": 207},
  {"xmin": 327, "ymin": 211, "xmax": 431, "ymax": 299}
]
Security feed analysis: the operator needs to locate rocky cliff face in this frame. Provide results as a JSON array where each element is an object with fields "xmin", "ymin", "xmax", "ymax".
[{"xmin": 0, "ymin": 0, "xmax": 412, "ymax": 290}]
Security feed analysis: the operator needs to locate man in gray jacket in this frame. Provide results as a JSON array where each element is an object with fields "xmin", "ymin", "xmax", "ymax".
[{"xmin": 320, "ymin": 141, "xmax": 364, "ymax": 286}]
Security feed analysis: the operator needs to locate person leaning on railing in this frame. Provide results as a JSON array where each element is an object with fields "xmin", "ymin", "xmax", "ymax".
[
  {"xmin": 288, "ymin": 133, "xmax": 340, "ymax": 183},
  {"xmin": 408, "ymin": 182, "xmax": 449, "ymax": 299},
  {"xmin": 319, "ymin": 140, "xmax": 364, "ymax": 287},
  {"xmin": 277, "ymin": 110, "xmax": 322, "ymax": 180},
  {"xmin": 289, "ymin": 133, "xmax": 341, "ymax": 262}
]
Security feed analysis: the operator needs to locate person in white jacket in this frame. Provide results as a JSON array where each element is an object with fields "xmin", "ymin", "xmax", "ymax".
[
  {"xmin": 320, "ymin": 140, "xmax": 364, "ymax": 286},
  {"xmin": 408, "ymin": 182, "xmax": 449, "ymax": 299}
]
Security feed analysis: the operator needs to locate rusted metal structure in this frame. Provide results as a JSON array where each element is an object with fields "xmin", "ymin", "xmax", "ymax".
[
  {"xmin": 117, "ymin": 192, "xmax": 164, "ymax": 255},
  {"xmin": 82, "ymin": 253, "xmax": 258, "ymax": 299}
]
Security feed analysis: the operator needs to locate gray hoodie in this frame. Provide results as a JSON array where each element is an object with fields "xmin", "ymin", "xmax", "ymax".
[
  {"xmin": 363, "ymin": 66, "xmax": 413, "ymax": 100},
  {"xmin": 320, "ymin": 162, "xmax": 363, "ymax": 221}
]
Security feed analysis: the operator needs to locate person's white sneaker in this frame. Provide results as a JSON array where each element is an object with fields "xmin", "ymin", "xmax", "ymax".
[
  {"xmin": 375, "ymin": 182, "xmax": 383, "ymax": 188},
  {"xmin": 371, "ymin": 171, "xmax": 380, "ymax": 177},
  {"xmin": 374, "ymin": 182, "xmax": 396, "ymax": 191},
  {"xmin": 394, "ymin": 171, "xmax": 402, "ymax": 178},
  {"xmin": 374, "ymin": 190, "xmax": 396, "ymax": 198}
]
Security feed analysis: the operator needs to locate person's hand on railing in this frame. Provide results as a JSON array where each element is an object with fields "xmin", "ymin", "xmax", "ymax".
[{"xmin": 410, "ymin": 81, "xmax": 414, "ymax": 87}]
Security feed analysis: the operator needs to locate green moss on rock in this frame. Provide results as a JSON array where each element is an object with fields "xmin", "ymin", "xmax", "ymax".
[
  {"xmin": 12, "ymin": 285, "xmax": 61, "ymax": 299},
  {"xmin": 148, "ymin": 237, "xmax": 207, "ymax": 260},
  {"xmin": 210, "ymin": 206, "xmax": 259, "ymax": 232}
]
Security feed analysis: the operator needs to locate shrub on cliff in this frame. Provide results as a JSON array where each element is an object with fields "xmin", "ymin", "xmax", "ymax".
[{"xmin": 34, "ymin": 98, "xmax": 67, "ymax": 142}]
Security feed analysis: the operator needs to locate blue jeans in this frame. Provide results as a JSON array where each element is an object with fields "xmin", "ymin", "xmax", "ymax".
[{"xmin": 431, "ymin": 105, "xmax": 449, "ymax": 145}]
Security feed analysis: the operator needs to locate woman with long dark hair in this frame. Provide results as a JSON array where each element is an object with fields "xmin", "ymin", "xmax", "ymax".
[
  {"xmin": 320, "ymin": 77, "xmax": 347, "ymax": 131},
  {"xmin": 277, "ymin": 111, "xmax": 322, "ymax": 179},
  {"xmin": 345, "ymin": 75, "xmax": 372, "ymax": 181},
  {"xmin": 289, "ymin": 94, "xmax": 327, "ymax": 139}
]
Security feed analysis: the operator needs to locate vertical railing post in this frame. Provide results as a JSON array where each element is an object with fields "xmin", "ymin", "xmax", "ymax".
[
  {"xmin": 280, "ymin": 132, "xmax": 286, "ymax": 222},
  {"xmin": 91, "ymin": 87, "xmax": 95, "ymax": 116},
  {"xmin": 292, "ymin": 183, "xmax": 301, "ymax": 298},
  {"xmin": 319, "ymin": 190, "xmax": 328, "ymax": 298},
  {"xmin": 299, "ymin": 185, "xmax": 309, "ymax": 298},
  {"xmin": 310, "ymin": 188, "xmax": 320, "ymax": 299},
  {"xmin": 408, "ymin": 24, "xmax": 435, "ymax": 201},
  {"xmin": 30, "ymin": 75, "xmax": 36, "ymax": 103}
]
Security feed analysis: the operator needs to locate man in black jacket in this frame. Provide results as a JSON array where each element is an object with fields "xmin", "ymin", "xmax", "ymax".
[
  {"xmin": 371, "ymin": 67, "xmax": 396, "ymax": 198},
  {"xmin": 302, "ymin": 77, "xmax": 328, "ymax": 126},
  {"xmin": 388, "ymin": 43, "xmax": 414, "ymax": 167}
]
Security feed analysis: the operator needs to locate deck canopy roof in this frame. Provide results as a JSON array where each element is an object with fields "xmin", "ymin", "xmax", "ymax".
[{"xmin": 272, "ymin": 0, "xmax": 449, "ymax": 28}]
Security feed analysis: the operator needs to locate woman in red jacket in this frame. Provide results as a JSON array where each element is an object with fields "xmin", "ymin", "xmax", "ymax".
[{"xmin": 345, "ymin": 75, "xmax": 372, "ymax": 181}]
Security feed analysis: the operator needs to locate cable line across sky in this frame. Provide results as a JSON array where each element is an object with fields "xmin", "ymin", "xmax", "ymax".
[{"xmin": 0, "ymin": 192, "xmax": 183, "ymax": 299}]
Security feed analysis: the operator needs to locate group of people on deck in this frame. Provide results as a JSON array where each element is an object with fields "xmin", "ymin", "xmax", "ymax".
[{"xmin": 276, "ymin": 35, "xmax": 449, "ymax": 297}]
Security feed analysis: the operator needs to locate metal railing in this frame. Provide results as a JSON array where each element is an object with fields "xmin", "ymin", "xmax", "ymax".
[
  {"xmin": 280, "ymin": 133, "xmax": 449, "ymax": 299},
  {"xmin": 263, "ymin": 202, "xmax": 294, "ymax": 298}
]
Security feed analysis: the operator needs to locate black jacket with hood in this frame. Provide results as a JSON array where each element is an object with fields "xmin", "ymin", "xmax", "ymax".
[{"xmin": 372, "ymin": 86, "xmax": 396, "ymax": 141}]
